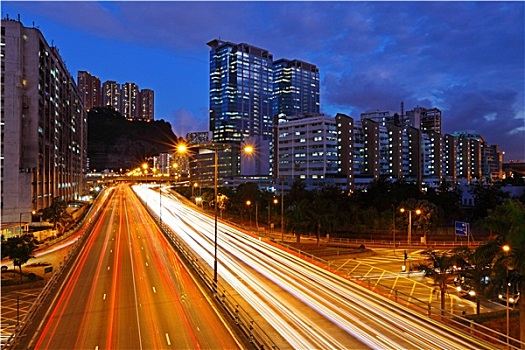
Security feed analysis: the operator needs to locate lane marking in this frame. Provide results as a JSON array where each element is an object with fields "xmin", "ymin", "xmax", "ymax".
[
  {"xmin": 103, "ymin": 294, "xmax": 106, "ymax": 300},
  {"xmin": 165, "ymin": 333, "xmax": 171, "ymax": 346},
  {"xmin": 107, "ymin": 266, "xmax": 111, "ymax": 271},
  {"xmin": 152, "ymin": 286, "xmax": 156, "ymax": 293},
  {"xmin": 145, "ymin": 262, "xmax": 149, "ymax": 267}
]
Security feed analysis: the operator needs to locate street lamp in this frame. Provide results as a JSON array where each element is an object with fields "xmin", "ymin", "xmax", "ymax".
[
  {"xmin": 177, "ymin": 141, "xmax": 254, "ymax": 285},
  {"xmin": 399, "ymin": 207, "xmax": 421, "ymax": 272},
  {"xmin": 246, "ymin": 200, "xmax": 252, "ymax": 227},
  {"xmin": 268, "ymin": 198, "xmax": 278, "ymax": 232},
  {"xmin": 502, "ymin": 244, "xmax": 510, "ymax": 348},
  {"xmin": 192, "ymin": 182, "xmax": 199, "ymax": 197},
  {"xmin": 280, "ymin": 177, "xmax": 284, "ymax": 242},
  {"xmin": 392, "ymin": 204, "xmax": 396, "ymax": 253}
]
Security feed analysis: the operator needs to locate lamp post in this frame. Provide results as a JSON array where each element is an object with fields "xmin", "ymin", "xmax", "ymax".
[
  {"xmin": 246, "ymin": 200, "xmax": 252, "ymax": 227},
  {"xmin": 281, "ymin": 177, "xmax": 284, "ymax": 242},
  {"xmin": 392, "ymin": 205, "xmax": 396, "ymax": 253},
  {"xmin": 177, "ymin": 142, "xmax": 253, "ymax": 286},
  {"xmin": 192, "ymin": 182, "xmax": 198, "ymax": 197},
  {"xmin": 19, "ymin": 212, "xmax": 31, "ymax": 236},
  {"xmin": 400, "ymin": 207, "xmax": 421, "ymax": 272},
  {"xmin": 159, "ymin": 184, "xmax": 162, "ymax": 226},
  {"xmin": 502, "ymin": 244, "xmax": 510, "ymax": 348},
  {"xmin": 268, "ymin": 198, "xmax": 278, "ymax": 232}
]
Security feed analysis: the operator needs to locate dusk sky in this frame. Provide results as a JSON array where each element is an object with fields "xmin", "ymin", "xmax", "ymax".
[{"xmin": 2, "ymin": 1, "xmax": 524, "ymax": 161}]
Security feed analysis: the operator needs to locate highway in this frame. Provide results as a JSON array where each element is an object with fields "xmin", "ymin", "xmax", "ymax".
[
  {"xmin": 135, "ymin": 184, "xmax": 503, "ymax": 350},
  {"xmin": 30, "ymin": 184, "xmax": 243, "ymax": 349}
]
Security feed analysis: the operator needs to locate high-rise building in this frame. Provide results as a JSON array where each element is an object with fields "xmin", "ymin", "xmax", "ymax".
[
  {"xmin": 405, "ymin": 106, "xmax": 442, "ymax": 134},
  {"xmin": 102, "ymin": 80, "xmax": 121, "ymax": 112},
  {"xmin": 121, "ymin": 82, "xmax": 139, "ymax": 121},
  {"xmin": 208, "ymin": 39, "xmax": 274, "ymax": 144},
  {"xmin": 77, "ymin": 71, "xmax": 101, "ymax": 112},
  {"xmin": 139, "ymin": 88, "xmax": 154, "ymax": 122},
  {"xmin": 273, "ymin": 59, "xmax": 320, "ymax": 117},
  {"xmin": 1, "ymin": 18, "xmax": 87, "ymax": 225},
  {"xmin": 208, "ymin": 39, "xmax": 322, "ymax": 182}
]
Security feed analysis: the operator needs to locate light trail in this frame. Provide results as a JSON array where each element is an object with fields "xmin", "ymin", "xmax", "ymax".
[{"xmin": 134, "ymin": 184, "xmax": 501, "ymax": 350}]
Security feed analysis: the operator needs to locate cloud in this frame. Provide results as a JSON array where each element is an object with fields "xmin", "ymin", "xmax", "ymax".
[
  {"xmin": 168, "ymin": 109, "xmax": 209, "ymax": 138},
  {"xmin": 2, "ymin": 1, "xmax": 523, "ymax": 160}
]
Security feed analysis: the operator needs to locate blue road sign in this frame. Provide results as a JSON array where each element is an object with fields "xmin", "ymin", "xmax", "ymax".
[{"xmin": 455, "ymin": 221, "xmax": 469, "ymax": 236}]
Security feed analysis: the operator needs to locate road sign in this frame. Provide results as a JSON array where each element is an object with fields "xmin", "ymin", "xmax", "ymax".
[{"xmin": 455, "ymin": 221, "xmax": 469, "ymax": 236}]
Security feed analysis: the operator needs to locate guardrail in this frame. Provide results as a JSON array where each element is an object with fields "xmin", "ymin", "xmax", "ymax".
[{"xmin": 140, "ymin": 191, "xmax": 279, "ymax": 350}]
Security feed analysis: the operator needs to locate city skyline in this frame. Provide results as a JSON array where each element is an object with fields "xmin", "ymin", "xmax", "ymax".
[{"xmin": 2, "ymin": 1, "xmax": 523, "ymax": 161}]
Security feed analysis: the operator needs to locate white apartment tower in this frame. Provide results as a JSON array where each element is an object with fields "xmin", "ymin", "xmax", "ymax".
[{"xmin": 1, "ymin": 18, "xmax": 87, "ymax": 223}]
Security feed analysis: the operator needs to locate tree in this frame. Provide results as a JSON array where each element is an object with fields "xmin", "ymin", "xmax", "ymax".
[
  {"xmin": 454, "ymin": 245, "xmax": 494, "ymax": 315},
  {"xmin": 286, "ymin": 199, "xmax": 312, "ymax": 243},
  {"xmin": 482, "ymin": 199, "xmax": 525, "ymax": 347},
  {"xmin": 1, "ymin": 234, "xmax": 38, "ymax": 281},
  {"xmin": 416, "ymin": 250, "xmax": 458, "ymax": 316},
  {"xmin": 469, "ymin": 181, "xmax": 509, "ymax": 221},
  {"xmin": 42, "ymin": 197, "xmax": 72, "ymax": 236}
]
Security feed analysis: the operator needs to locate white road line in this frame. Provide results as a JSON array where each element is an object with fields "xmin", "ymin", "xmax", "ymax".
[
  {"xmin": 103, "ymin": 294, "xmax": 106, "ymax": 300},
  {"xmin": 165, "ymin": 333, "xmax": 171, "ymax": 346},
  {"xmin": 152, "ymin": 286, "xmax": 156, "ymax": 293}
]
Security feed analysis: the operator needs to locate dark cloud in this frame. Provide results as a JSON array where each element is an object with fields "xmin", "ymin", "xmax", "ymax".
[{"xmin": 2, "ymin": 1, "xmax": 523, "ymax": 160}]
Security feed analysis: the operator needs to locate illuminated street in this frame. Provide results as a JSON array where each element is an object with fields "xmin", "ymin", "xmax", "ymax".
[
  {"xmin": 135, "ymin": 184, "xmax": 503, "ymax": 349},
  {"xmin": 28, "ymin": 185, "xmax": 243, "ymax": 349}
]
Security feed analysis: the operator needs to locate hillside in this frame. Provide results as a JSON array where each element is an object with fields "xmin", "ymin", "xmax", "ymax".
[{"xmin": 87, "ymin": 107, "xmax": 179, "ymax": 171}]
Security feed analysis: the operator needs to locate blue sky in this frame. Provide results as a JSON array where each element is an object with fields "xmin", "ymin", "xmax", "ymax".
[{"xmin": 2, "ymin": 1, "xmax": 524, "ymax": 161}]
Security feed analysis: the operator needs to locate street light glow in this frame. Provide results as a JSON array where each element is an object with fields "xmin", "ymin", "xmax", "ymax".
[
  {"xmin": 176, "ymin": 143, "xmax": 188, "ymax": 154},
  {"xmin": 243, "ymin": 144, "xmax": 254, "ymax": 155}
]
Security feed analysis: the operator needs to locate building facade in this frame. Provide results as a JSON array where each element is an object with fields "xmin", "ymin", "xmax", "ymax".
[
  {"xmin": 335, "ymin": 108, "xmax": 502, "ymax": 192},
  {"xmin": 1, "ymin": 18, "xmax": 87, "ymax": 223},
  {"xmin": 139, "ymin": 88, "xmax": 154, "ymax": 122},
  {"xmin": 102, "ymin": 80, "xmax": 121, "ymax": 112},
  {"xmin": 79, "ymin": 76, "xmax": 154, "ymax": 120},
  {"xmin": 77, "ymin": 71, "xmax": 101, "ymax": 112},
  {"xmin": 121, "ymin": 82, "xmax": 139, "ymax": 121},
  {"xmin": 207, "ymin": 39, "xmax": 321, "ymax": 183},
  {"xmin": 276, "ymin": 114, "xmax": 340, "ymax": 190},
  {"xmin": 208, "ymin": 39, "xmax": 274, "ymax": 144},
  {"xmin": 273, "ymin": 58, "xmax": 320, "ymax": 117}
]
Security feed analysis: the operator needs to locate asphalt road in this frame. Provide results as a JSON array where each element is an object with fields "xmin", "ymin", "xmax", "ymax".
[
  {"xmin": 136, "ymin": 184, "xmax": 505, "ymax": 350},
  {"xmin": 28, "ymin": 184, "xmax": 244, "ymax": 349}
]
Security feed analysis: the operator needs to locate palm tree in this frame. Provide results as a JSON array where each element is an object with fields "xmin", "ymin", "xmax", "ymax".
[
  {"xmin": 482, "ymin": 199, "xmax": 525, "ymax": 347},
  {"xmin": 416, "ymin": 250, "xmax": 458, "ymax": 316},
  {"xmin": 454, "ymin": 245, "xmax": 494, "ymax": 315}
]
